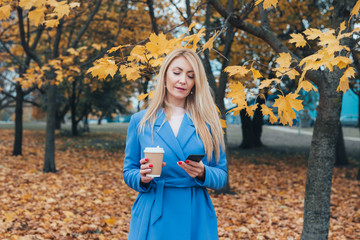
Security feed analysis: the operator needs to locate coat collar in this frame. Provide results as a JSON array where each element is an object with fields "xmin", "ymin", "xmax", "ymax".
[{"xmin": 154, "ymin": 108, "xmax": 196, "ymax": 161}]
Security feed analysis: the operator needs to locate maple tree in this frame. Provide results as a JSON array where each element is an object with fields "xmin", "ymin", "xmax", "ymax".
[
  {"xmin": 0, "ymin": 0, "xmax": 160, "ymax": 171},
  {"xmin": 208, "ymin": 0, "xmax": 359, "ymax": 238}
]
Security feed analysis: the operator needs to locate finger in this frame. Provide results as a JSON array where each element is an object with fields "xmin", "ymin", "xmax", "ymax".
[
  {"xmin": 162, "ymin": 162, "xmax": 167, "ymax": 167},
  {"xmin": 185, "ymin": 160, "xmax": 201, "ymax": 167},
  {"xmin": 140, "ymin": 163, "xmax": 153, "ymax": 170},
  {"xmin": 141, "ymin": 176, "xmax": 153, "ymax": 183},
  {"xmin": 178, "ymin": 161, "xmax": 197, "ymax": 175},
  {"xmin": 140, "ymin": 169, "xmax": 152, "ymax": 175},
  {"xmin": 181, "ymin": 161, "xmax": 203, "ymax": 177},
  {"xmin": 139, "ymin": 158, "xmax": 149, "ymax": 165}
]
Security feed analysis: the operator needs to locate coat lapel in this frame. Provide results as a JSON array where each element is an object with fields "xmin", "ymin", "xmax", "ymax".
[
  {"xmin": 176, "ymin": 112, "xmax": 196, "ymax": 150},
  {"xmin": 154, "ymin": 109, "xmax": 185, "ymax": 161}
]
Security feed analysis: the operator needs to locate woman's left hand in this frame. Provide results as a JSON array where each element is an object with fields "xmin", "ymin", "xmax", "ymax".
[{"xmin": 177, "ymin": 160, "xmax": 205, "ymax": 179}]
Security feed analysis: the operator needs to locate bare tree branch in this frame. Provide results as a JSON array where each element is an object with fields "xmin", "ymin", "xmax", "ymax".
[
  {"xmin": 71, "ymin": 0, "xmax": 102, "ymax": 49},
  {"xmin": 17, "ymin": 7, "xmax": 43, "ymax": 67}
]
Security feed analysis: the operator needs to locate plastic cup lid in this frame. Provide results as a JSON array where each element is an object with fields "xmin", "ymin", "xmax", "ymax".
[{"xmin": 144, "ymin": 146, "xmax": 164, "ymax": 153}]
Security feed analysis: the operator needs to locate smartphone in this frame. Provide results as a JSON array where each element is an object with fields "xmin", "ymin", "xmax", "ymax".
[{"xmin": 186, "ymin": 154, "xmax": 205, "ymax": 162}]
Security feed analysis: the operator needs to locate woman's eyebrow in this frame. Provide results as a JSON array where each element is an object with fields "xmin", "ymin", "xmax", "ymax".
[{"xmin": 172, "ymin": 67, "xmax": 194, "ymax": 73}]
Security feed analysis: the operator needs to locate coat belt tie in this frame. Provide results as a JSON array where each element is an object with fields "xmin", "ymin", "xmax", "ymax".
[{"xmin": 150, "ymin": 178, "xmax": 199, "ymax": 225}]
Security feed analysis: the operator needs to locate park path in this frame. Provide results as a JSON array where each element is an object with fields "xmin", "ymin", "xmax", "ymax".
[{"xmin": 226, "ymin": 124, "xmax": 360, "ymax": 160}]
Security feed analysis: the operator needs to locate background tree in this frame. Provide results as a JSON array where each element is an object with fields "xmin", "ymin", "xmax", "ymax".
[{"xmin": 209, "ymin": 0, "xmax": 358, "ymax": 238}]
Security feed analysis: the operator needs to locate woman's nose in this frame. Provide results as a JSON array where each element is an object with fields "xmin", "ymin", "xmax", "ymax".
[{"xmin": 178, "ymin": 74, "xmax": 186, "ymax": 84}]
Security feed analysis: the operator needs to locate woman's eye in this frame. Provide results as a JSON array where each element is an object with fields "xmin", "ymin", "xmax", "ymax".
[
  {"xmin": 173, "ymin": 72, "xmax": 180, "ymax": 75},
  {"xmin": 188, "ymin": 75, "xmax": 195, "ymax": 79}
]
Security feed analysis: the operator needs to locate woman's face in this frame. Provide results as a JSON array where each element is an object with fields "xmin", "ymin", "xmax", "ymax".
[{"xmin": 165, "ymin": 56, "xmax": 195, "ymax": 107}]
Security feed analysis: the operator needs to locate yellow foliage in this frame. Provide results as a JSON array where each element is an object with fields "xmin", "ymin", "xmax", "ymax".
[
  {"xmin": 202, "ymin": 31, "xmax": 218, "ymax": 52},
  {"xmin": 0, "ymin": 4, "xmax": 11, "ymax": 20},
  {"xmin": 350, "ymin": 0, "xmax": 360, "ymax": 20},
  {"xmin": 255, "ymin": 0, "xmax": 278, "ymax": 9},
  {"xmin": 297, "ymin": 80, "xmax": 317, "ymax": 93},
  {"xmin": 224, "ymin": 66, "xmax": 250, "ymax": 77},
  {"xmin": 273, "ymin": 93, "xmax": 303, "ymax": 126},
  {"xmin": 258, "ymin": 78, "xmax": 281, "ymax": 89},
  {"xmin": 226, "ymin": 82, "xmax": 247, "ymax": 115},
  {"xmin": 337, "ymin": 67, "xmax": 355, "ymax": 92},
  {"xmin": 289, "ymin": 33, "xmax": 308, "ymax": 48},
  {"xmin": 87, "ymin": 58, "xmax": 118, "ymax": 79},
  {"xmin": 261, "ymin": 104, "xmax": 278, "ymax": 124}
]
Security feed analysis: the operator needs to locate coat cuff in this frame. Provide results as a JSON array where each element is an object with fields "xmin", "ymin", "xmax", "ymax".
[
  {"xmin": 194, "ymin": 164, "xmax": 209, "ymax": 187},
  {"xmin": 137, "ymin": 173, "xmax": 152, "ymax": 192}
]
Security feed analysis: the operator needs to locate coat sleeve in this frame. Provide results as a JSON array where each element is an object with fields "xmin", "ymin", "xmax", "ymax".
[
  {"xmin": 194, "ymin": 146, "xmax": 227, "ymax": 190},
  {"xmin": 123, "ymin": 115, "xmax": 151, "ymax": 193}
]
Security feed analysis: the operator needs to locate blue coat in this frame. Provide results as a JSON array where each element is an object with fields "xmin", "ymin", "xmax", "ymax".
[{"xmin": 123, "ymin": 109, "xmax": 227, "ymax": 240}]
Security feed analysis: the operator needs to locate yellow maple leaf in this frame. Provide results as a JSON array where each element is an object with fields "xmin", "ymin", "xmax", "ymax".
[
  {"xmin": 146, "ymin": 32, "xmax": 169, "ymax": 58},
  {"xmin": 19, "ymin": 0, "xmax": 42, "ymax": 10},
  {"xmin": 119, "ymin": 64, "xmax": 142, "ymax": 81},
  {"xmin": 0, "ymin": 4, "xmax": 11, "ymax": 21},
  {"xmin": 273, "ymin": 93, "xmax": 303, "ymax": 126},
  {"xmin": 289, "ymin": 33, "xmax": 308, "ymax": 48},
  {"xmin": 191, "ymin": 28, "xmax": 205, "ymax": 51},
  {"xmin": 246, "ymin": 104, "xmax": 258, "ymax": 117},
  {"xmin": 255, "ymin": 0, "xmax": 278, "ymax": 9},
  {"xmin": 224, "ymin": 66, "xmax": 250, "ymax": 77},
  {"xmin": 276, "ymin": 53, "xmax": 292, "ymax": 68},
  {"xmin": 251, "ymin": 69, "xmax": 262, "ymax": 80},
  {"xmin": 128, "ymin": 45, "xmax": 147, "ymax": 62},
  {"xmin": 331, "ymin": 56, "xmax": 352, "ymax": 69},
  {"xmin": 337, "ymin": 67, "xmax": 355, "ymax": 92},
  {"xmin": 303, "ymin": 28, "xmax": 322, "ymax": 40},
  {"xmin": 53, "ymin": 1, "xmax": 70, "ymax": 19},
  {"xmin": 261, "ymin": 104, "xmax": 278, "ymax": 124},
  {"xmin": 318, "ymin": 30, "xmax": 338, "ymax": 47},
  {"xmin": 297, "ymin": 80, "xmax": 318, "ymax": 92},
  {"xmin": 149, "ymin": 57, "xmax": 165, "ymax": 67},
  {"xmin": 107, "ymin": 44, "xmax": 129, "ymax": 54},
  {"xmin": 258, "ymin": 78, "xmax": 280, "ymax": 89},
  {"xmin": 227, "ymin": 82, "xmax": 247, "ymax": 115},
  {"xmin": 87, "ymin": 58, "xmax": 118, "ymax": 79},
  {"xmin": 138, "ymin": 93, "xmax": 149, "ymax": 101},
  {"xmin": 202, "ymin": 31, "xmax": 218, "ymax": 52},
  {"xmin": 28, "ymin": 7, "xmax": 45, "ymax": 26},
  {"xmin": 350, "ymin": 0, "xmax": 360, "ymax": 20},
  {"xmin": 44, "ymin": 19, "xmax": 59, "ymax": 28}
]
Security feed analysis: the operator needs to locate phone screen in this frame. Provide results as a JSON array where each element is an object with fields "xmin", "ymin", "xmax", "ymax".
[{"xmin": 186, "ymin": 154, "xmax": 205, "ymax": 162}]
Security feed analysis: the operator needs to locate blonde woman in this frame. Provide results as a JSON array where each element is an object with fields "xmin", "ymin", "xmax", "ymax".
[{"xmin": 123, "ymin": 48, "xmax": 227, "ymax": 240}]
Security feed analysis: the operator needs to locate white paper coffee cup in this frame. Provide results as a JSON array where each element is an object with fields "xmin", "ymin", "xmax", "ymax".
[{"xmin": 144, "ymin": 146, "xmax": 164, "ymax": 177}]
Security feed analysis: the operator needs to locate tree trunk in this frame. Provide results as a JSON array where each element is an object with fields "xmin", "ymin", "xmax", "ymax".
[
  {"xmin": 253, "ymin": 98, "xmax": 264, "ymax": 147},
  {"xmin": 334, "ymin": 123, "xmax": 349, "ymax": 166},
  {"xmin": 83, "ymin": 110, "xmax": 90, "ymax": 133},
  {"xmin": 71, "ymin": 80, "xmax": 78, "ymax": 136},
  {"xmin": 43, "ymin": 84, "xmax": 57, "ymax": 173},
  {"xmin": 13, "ymin": 83, "xmax": 23, "ymax": 156},
  {"xmin": 55, "ymin": 112, "xmax": 62, "ymax": 130},
  {"xmin": 301, "ymin": 71, "xmax": 343, "ymax": 240},
  {"xmin": 240, "ymin": 109, "xmax": 254, "ymax": 149},
  {"xmin": 239, "ymin": 98, "xmax": 264, "ymax": 149}
]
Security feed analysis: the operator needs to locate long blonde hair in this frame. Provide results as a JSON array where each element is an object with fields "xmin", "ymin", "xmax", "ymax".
[{"xmin": 139, "ymin": 48, "xmax": 224, "ymax": 162}]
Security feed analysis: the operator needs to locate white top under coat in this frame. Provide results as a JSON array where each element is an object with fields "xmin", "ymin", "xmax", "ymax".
[{"xmin": 168, "ymin": 106, "xmax": 186, "ymax": 137}]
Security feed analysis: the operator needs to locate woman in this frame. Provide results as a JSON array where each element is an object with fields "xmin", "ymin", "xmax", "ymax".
[{"xmin": 123, "ymin": 48, "xmax": 227, "ymax": 240}]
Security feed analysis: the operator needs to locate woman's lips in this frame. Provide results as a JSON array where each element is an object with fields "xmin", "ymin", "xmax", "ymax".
[{"xmin": 175, "ymin": 87, "xmax": 186, "ymax": 91}]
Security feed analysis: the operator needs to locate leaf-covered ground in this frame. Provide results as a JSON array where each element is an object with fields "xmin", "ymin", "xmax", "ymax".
[{"xmin": 0, "ymin": 130, "xmax": 359, "ymax": 239}]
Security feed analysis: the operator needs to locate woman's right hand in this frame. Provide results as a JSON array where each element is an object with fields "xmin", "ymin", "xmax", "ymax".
[
  {"xmin": 140, "ymin": 158, "xmax": 154, "ymax": 184},
  {"xmin": 139, "ymin": 158, "xmax": 167, "ymax": 184}
]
